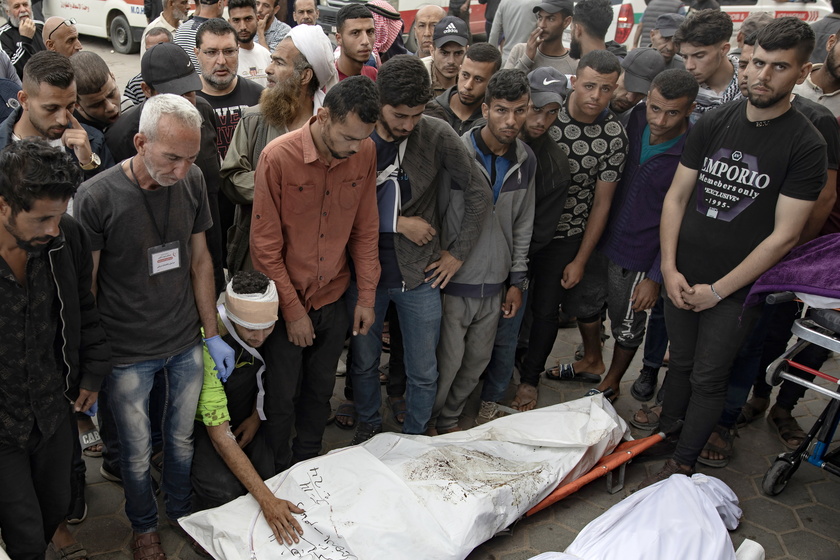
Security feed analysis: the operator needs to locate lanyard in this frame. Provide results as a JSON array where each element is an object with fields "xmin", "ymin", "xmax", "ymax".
[{"xmin": 130, "ymin": 157, "xmax": 171, "ymax": 245}]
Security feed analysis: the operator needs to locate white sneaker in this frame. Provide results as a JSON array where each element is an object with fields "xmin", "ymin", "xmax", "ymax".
[{"xmin": 475, "ymin": 401, "xmax": 502, "ymax": 425}]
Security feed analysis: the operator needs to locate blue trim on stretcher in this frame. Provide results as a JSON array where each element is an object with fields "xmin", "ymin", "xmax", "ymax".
[{"xmin": 808, "ymin": 442, "xmax": 828, "ymax": 468}]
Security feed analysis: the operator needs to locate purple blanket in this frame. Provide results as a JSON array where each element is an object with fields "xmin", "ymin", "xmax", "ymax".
[{"xmin": 745, "ymin": 233, "xmax": 840, "ymax": 307}]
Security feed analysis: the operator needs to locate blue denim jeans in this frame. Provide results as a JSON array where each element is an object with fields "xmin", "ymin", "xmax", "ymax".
[
  {"xmin": 109, "ymin": 344, "xmax": 204, "ymax": 532},
  {"xmin": 481, "ymin": 290, "xmax": 528, "ymax": 403},
  {"xmin": 347, "ymin": 281, "xmax": 441, "ymax": 434}
]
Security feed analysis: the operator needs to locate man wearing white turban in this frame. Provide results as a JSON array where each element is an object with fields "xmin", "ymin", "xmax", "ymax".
[
  {"xmin": 220, "ymin": 23, "xmax": 336, "ymax": 275},
  {"xmin": 191, "ymin": 270, "xmax": 305, "ymax": 546}
]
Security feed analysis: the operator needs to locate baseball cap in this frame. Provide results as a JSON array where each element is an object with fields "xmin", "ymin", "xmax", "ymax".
[
  {"xmin": 528, "ymin": 67, "xmax": 568, "ymax": 108},
  {"xmin": 141, "ymin": 43, "xmax": 202, "ymax": 95},
  {"xmin": 533, "ymin": 0, "xmax": 574, "ymax": 15},
  {"xmin": 433, "ymin": 16, "xmax": 469, "ymax": 48},
  {"xmin": 621, "ymin": 47, "xmax": 666, "ymax": 94},
  {"xmin": 654, "ymin": 13, "xmax": 685, "ymax": 38}
]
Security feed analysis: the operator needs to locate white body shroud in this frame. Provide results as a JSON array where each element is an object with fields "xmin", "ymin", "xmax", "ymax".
[
  {"xmin": 529, "ymin": 473, "xmax": 762, "ymax": 560},
  {"xmin": 180, "ymin": 396, "xmax": 627, "ymax": 560}
]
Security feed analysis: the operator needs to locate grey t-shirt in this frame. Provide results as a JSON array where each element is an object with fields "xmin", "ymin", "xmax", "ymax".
[
  {"xmin": 504, "ymin": 42, "xmax": 578, "ymax": 75},
  {"xmin": 75, "ymin": 163, "xmax": 213, "ymax": 363}
]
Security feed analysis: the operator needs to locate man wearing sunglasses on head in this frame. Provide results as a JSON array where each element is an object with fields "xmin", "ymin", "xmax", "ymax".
[{"xmin": 43, "ymin": 17, "xmax": 82, "ymax": 58}]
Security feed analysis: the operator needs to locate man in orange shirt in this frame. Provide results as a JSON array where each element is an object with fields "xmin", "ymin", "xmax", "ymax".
[{"xmin": 251, "ymin": 75, "xmax": 381, "ymax": 472}]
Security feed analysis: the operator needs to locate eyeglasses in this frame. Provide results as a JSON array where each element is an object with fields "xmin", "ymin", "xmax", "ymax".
[
  {"xmin": 200, "ymin": 48, "xmax": 238, "ymax": 59},
  {"xmin": 47, "ymin": 18, "xmax": 76, "ymax": 41}
]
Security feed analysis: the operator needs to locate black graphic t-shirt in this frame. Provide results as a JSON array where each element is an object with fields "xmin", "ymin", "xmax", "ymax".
[
  {"xmin": 197, "ymin": 78, "xmax": 264, "ymax": 160},
  {"xmin": 678, "ymin": 98, "xmax": 826, "ymax": 298},
  {"xmin": 549, "ymin": 99, "xmax": 628, "ymax": 240}
]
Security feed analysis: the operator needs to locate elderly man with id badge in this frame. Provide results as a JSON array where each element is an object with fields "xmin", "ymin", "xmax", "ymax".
[{"xmin": 75, "ymin": 93, "xmax": 235, "ymax": 559}]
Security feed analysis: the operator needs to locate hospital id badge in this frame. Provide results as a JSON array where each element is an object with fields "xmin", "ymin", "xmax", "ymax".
[{"xmin": 147, "ymin": 241, "xmax": 181, "ymax": 276}]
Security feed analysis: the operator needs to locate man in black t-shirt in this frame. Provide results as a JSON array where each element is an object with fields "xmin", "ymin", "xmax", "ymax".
[
  {"xmin": 194, "ymin": 18, "xmax": 264, "ymax": 161},
  {"xmin": 639, "ymin": 18, "xmax": 827, "ymax": 490}
]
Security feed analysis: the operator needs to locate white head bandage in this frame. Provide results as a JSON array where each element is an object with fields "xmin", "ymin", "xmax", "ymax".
[{"xmin": 224, "ymin": 279, "xmax": 279, "ymax": 330}]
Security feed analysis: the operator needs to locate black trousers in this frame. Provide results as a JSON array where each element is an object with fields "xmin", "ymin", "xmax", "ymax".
[
  {"xmin": 0, "ymin": 412, "xmax": 73, "ymax": 560},
  {"xmin": 190, "ymin": 422, "xmax": 274, "ymax": 510},
  {"xmin": 263, "ymin": 298, "xmax": 349, "ymax": 473}
]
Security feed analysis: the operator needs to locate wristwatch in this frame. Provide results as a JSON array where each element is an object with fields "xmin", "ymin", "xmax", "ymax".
[
  {"xmin": 513, "ymin": 278, "xmax": 529, "ymax": 292},
  {"xmin": 80, "ymin": 152, "xmax": 101, "ymax": 171}
]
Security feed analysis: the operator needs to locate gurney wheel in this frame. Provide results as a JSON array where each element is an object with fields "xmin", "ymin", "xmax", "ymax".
[
  {"xmin": 762, "ymin": 458, "xmax": 798, "ymax": 496},
  {"xmin": 768, "ymin": 363, "xmax": 786, "ymax": 386}
]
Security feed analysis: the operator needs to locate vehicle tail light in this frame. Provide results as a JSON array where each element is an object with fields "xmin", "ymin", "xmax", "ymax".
[{"xmin": 615, "ymin": 3, "xmax": 634, "ymax": 44}]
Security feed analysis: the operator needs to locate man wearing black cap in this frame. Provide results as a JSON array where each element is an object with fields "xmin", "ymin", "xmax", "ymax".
[
  {"xmin": 423, "ymin": 15, "xmax": 469, "ymax": 97},
  {"xmin": 424, "ymin": 42, "xmax": 501, "ymax": 135},
  {"xmin": 477, "ymin": 66, "xmax": 570, "ymax": 424},
  {"xmin": 505, "ymin": 0, "xmax": 576, "ymax": 75},
  {"xmin": 610, "ymin": 46, "xmax": 666, "ymax": 124},
  {"xmin": 651, "ymin": 13, "xmax": 686, "ymax": 70}
]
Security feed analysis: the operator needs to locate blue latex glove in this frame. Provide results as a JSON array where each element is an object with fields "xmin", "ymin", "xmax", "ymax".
[{"xmin": 204, "ymin": 335, "xmax": 236, "ymax": 382}]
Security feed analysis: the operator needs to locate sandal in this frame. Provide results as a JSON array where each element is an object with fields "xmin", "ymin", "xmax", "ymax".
[
  {"xmin": 388, "ymin": 396, "xmax": 407, "ymax": 425},
  {"xmin": 736, "ymin": 396, "xmax": 769, "ymax": 428},
  {"xmin": 697, "ymin": 424, "xmax": 737, "ymax": 468},
  {"xmin": 333, "ymin": 401, "xmax": 357, "ymax": 430},
  {"xmin": 55, "ymin": 543, "xmax": 89, "ymax": 560},
  {"xmin": 544, "ymin": 362, "xmax": 601, "ymax": 383},
  {"xmin": 510, "ymin": 382, "xmax": 539, "ymax": 411},
  {"xmin": 768, "ymin": 405, "xmax": 807, "ymax": 450},
  {"xmin": 584, "ymin": 387, "xmax": 618, "ymax": 404},
  {"xmin": 630, "ymin": 404, "xmax": 662, "ymax": 430},
  {"xmin": 79, "ymin": 428, "xmax": 102, "ymax": 458},
  {"xmin": 133, "ymin": 531, "xmax": 166, "ymax": 560}
]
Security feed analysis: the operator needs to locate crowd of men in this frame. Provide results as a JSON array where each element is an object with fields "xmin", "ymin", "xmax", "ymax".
[{"xmin": 2, "ymin": 0, "xmax": 840, "ymax": 558}]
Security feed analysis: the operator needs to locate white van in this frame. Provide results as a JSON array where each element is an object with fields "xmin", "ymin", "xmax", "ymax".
[
  {"xmin": 43, "ymin": 0, "xmax": 147, "ymax": 54},
  {"xmin": 615, "ymin": 0, "xmax": 833, "ymax": 47}
]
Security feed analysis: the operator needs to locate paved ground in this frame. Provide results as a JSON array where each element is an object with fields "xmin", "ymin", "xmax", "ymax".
[
  {"xmin": 4, "ymin": 35, "xmax": 839, "ymax": 560},
  {"xmin": 32, "ymin": 320, "xmax": 840, "ymax": 560}
]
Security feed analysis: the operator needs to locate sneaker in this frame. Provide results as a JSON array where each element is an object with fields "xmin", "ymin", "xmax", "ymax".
[
  {"xmin": 636, "ymin": 458, "xmax": 694, "ymax": 491},
  {"xmin": 475, "ymin": 401, "xmax": 503, "ymax": 425},
  {"xmin": 100, "ymin": 463, "xmax": 161, "ymax": 496},
  {"xmin": 631, "ymin": 366, "xmax": 659, "ymax": 402},
  {"xmin": 350, "ymin": 422, "xmax": 382, "ymax": 445},
  {"xmin": 99, "ymin": 463, "xmax": 122, "ymax": 484},
  {"xmin": 66, "ymin": 472, "xmax": 87, "ymax": 524}
]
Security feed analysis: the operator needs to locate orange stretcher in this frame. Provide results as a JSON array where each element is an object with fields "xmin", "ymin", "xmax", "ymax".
[{"xmin": 526, "ymin": 432, "xmax": 666, "ymax": 516}]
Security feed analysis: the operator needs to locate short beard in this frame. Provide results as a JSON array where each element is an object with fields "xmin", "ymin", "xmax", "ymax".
[
  {"xmin": 4, "ymin": 218, "xmax": 53, "ymax": 254},
  {"xmin": 203, "ymin": 70, "xmax": 236, "ymax": 91},
  {"xmin": 748, "ymin": 88, "xmax": 787, "ymax": 109},
  {"xmin": 260, "ymin": 71, "xmax": 304, "ymax": 129},
  {"xmin": 569, "ymin": 36, "xmax": 581, "ymax": 60},
  {"xmin": 826, "ymin": 48, "xmax": 840, "ymax": 82}
]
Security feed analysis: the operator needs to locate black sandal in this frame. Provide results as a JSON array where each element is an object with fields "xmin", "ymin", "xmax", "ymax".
[{"xmin": 697, "ymin": 424, "xmax": 737, "ymax": 468}]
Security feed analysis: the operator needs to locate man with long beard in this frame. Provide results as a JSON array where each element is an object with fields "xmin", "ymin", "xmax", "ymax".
[{"xmin": 221, "ymin": 23, "xmax": 337, "ymax": 275}]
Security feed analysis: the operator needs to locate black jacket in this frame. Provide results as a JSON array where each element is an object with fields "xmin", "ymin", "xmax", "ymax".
[{"xmin": 49, "ymin": 215, "xmax": 111, "ymax": 400}]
